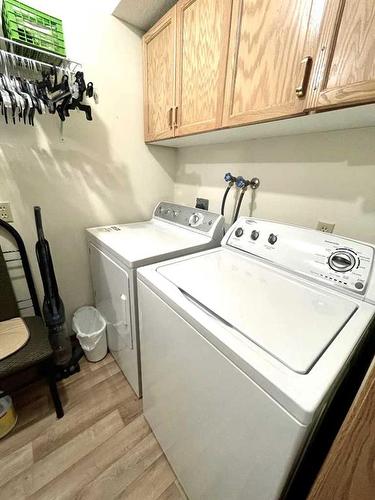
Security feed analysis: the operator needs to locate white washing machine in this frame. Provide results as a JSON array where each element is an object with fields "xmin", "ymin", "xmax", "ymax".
[
  {"xmin": 86, "ymin": 202, "xmax": 224, "ymax": 397},
  {"xmin": 138, "ymin": 217, "xmax": 375, "ymax": 499}
]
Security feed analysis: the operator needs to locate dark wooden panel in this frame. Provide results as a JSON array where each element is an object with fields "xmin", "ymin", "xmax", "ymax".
[{"xmin": 309, "ymin": 357, "xmax": 375, "ymax": 500}]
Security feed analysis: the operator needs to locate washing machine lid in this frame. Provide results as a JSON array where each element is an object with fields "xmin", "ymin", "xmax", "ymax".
[
  {"xmin": 157, "ymin": 250, "xmax": 358, "ymax": 374},
  {"xmin": 86, "ymin": 220, "xmax": 213, "ymax": 268}
]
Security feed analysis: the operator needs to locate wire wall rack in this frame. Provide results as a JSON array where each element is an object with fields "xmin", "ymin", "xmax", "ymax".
[
  {"xmin": 0, "ymin": 35, "xmax": 81, "ymax": 74},
  {"xmin": 0, "ymin": 35, "xmax": 94, "ymax": 134}
]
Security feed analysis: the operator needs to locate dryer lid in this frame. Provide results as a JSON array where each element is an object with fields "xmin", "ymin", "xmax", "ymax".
[
  {"xmin": 157, "ymin": 250, "xmax": 358, "ymax": 373},
  {"xmin": 86, "ymin": 220, "xmax": 212, "ymax": 268}
]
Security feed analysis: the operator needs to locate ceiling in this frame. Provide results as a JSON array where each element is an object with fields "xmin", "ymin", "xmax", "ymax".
[{"xmin": 113, "ymin": 0, "xmax": 177, "ymax": 31}]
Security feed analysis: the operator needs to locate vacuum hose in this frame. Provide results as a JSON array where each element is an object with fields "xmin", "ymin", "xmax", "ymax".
[{"xmin": 34, "ymin": 207, "xmax": 72, "ymax": 366}]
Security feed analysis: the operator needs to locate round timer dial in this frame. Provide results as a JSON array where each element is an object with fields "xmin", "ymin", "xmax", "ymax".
[
  {"xmin": 189, "ymin": 213, "xmax": 204, "ymax": 227},
  {"xmin": 328, "ymin": 251, "xmax": 356, "ymax": 273}
]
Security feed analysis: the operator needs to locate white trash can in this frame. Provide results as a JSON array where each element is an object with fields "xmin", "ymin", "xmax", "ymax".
[{"xmin": 72, "ymin": 306, "xmax": 107, "ymax": 362}]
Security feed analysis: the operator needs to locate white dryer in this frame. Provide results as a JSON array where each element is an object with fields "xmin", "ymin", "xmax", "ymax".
[
  {"xmin": 86, "ymin": 202, "xmax": 224, "ymax": 397},
  {"xmin": 138, "ymin": 217, "xmax": 375, "ymax": 500}
]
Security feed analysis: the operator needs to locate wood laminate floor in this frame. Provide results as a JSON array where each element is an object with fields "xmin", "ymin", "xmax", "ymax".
[{"xmin": 0, "ymin": 354, "xmax": 186, "ymax": 500}]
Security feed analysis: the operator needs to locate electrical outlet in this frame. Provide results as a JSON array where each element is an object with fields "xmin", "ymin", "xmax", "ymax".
[
  {"xmin": 317, "ymin": 221, "xmax": 335, "ymax": 233},
  {"xmin": 0, "ymin": 202, "xmax": 13, "ymax": 222},
  {"xmin": 196, "ymin": 198, "xmax": 209, "ymax": 210}
]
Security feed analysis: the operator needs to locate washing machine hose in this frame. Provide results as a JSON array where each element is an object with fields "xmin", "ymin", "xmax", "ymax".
[
  {"xmin": 221, "ymin": 185, "xmax": 231, "ymax": 216},
  {"xmin": 233, "ymin": 189, "xmax": 245, "ymax": 223}
]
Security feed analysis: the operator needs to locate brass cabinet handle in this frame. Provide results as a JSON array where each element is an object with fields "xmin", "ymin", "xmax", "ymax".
[
  {"xmin": 296, "ymin": 56, "xmax": 313, "ymax": 98},
  {"xmin": 168, "ymin": 107, "xmax": 173, "ymax": 129},
  {"xmin": 174, "ymin": 106, "xmax": 178, "ymax": 128}
]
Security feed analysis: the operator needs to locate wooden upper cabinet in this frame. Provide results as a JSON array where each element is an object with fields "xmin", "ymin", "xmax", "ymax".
[
  {"xmin": 223, "ymin": 0, "xmax": 326, "ymax": 127},
  {"xmin": 143, "ymin": 8, "xmax": 176, "ymax": 142},
  {"xmin": 174, "ymin": 0, "xmax": 233, "ymax": 136},
  {"xmin": 309, "ymin": 0, "xmax": 375, "ymax": 110},
  {"xmin": 142, "ymin": 0, "xmax": 375, "ymax": 143}
]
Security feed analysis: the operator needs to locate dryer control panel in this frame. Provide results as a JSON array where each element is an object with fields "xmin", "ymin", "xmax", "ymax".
[
  {"xmin": 225, "ymin": 217, "xmax": 375, "ymax": 298},
  {"xmin": 153, "ymin": 202, "xmax": 224, "ymax": 240}
]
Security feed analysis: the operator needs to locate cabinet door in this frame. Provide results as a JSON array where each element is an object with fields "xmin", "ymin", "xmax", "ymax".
[
  {"xmin": 174, "ymin": 0, "xmax": 232, "ymax": 136},
  {"xmin": 223, "ymin": 0, "xmax": 324, "ymax": 127},
  {"xmin": 309, "ymin": 0, "xmax": 375, "ymax": 110},
  {"xmin": 143, "ymin": 7, "xmax": 176, "ymax": 142}
]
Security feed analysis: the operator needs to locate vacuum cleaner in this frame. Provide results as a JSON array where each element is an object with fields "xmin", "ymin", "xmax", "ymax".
[{"xmin": 34, "ymin": 206, "xmax": 83, "ymax": 372}]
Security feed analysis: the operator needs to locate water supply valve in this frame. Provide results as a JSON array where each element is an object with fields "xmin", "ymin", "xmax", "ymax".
[
  {"xmin": 236, "ymin": 176, "xmax": 249, "ymax": 189},
  {"xmin": 224, "ymin": 172, "xmax": 237, "ymax": 185},
  {"xmin": 236, "ymin": 176, "xmax": 260, "ymax": 190}
]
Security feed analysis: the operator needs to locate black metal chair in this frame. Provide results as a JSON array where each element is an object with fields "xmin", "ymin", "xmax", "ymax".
[{"xmin": 0, "ymin": 219, "xmax": 64, "ymax": 418}]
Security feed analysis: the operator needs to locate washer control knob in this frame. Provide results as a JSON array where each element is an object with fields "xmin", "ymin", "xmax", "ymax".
[
  {"xmin": 251, "ymin": 230, "xmax": 259, "ymax": 241},
  {"xmin": 355, "ymin": 281, "xmax": 364, "ymax": 290},
  {"xmin": 189, "ymin": 213, "xmax": 204, "ymax": 227},
  {"xmin": 328, "ymin": 251, "xmax": 355, "ymax": 273},
  {"xmin": 235, "ymin": 227, "xmax": 244, "ymax": 238},
  {"xmin": 268, "ymin": 233, "xmax": 277, "ymax": 245}
]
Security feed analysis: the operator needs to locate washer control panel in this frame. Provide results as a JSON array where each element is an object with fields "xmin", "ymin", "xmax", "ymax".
[
  {"xmin": 225, "ymin": 217, "xmax": 374, "ymax": 297},
  {"xmin": 154, "ymin": 202, "xmax": 224, "ymax": 238}
]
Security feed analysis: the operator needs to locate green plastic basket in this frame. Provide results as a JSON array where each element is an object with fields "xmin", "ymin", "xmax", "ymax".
[
  {"xmin": 3, "ymin": 12, "xmax": 65, "ymax": 41},
  {"xmin": 2, "ymin": 0, "xmax": 66, "ymax": 60}
]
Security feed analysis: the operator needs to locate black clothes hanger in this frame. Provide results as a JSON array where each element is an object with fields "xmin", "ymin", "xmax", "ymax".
[
  {"xmin": 86, "ymin": 82, "xmax": 94, "ymax": 98},
  {"xmin": 57, "ymin": 71, "xmax": 93, "ymax": 122},
  {"xmin": 0, "ymin": 53, "xmax": 96, "ymax": 126}
]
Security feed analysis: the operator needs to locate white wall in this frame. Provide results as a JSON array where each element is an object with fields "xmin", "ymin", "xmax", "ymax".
[
  {"xmin": 174, "ymin": 127, "xmax": 375, "ymax": 243},
  {"xmin": 0, "ymin": 0, "xmax": 176, "ymax": 319}
]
